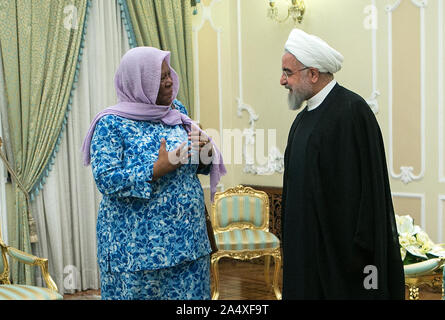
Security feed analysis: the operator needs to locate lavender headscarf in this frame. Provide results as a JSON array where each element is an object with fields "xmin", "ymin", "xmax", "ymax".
[{"xmin": 81, "ymin": 47, "xmax": 226, "ymax": 201}]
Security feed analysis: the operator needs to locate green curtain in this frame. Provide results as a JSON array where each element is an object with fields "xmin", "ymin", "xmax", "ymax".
[
  {"xmin": 0, "ymin": 0, "xmax": 88, "ymax": 285},
  {"xmin": 126, "ymin": 0, "xmax": 195, "ymax": 117}
]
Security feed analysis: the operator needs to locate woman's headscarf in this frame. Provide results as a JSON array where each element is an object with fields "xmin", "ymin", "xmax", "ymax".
[{"xmin": 81, "ymin": 46, "xmax": 226, "ymax": 201}]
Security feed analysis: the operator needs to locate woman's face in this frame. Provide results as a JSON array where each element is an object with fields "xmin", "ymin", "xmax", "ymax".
[{"xmin": 156, "ymin": 60, "xmax": 173, "ymax": 106}]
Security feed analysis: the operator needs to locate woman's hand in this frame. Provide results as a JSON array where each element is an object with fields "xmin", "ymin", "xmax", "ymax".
[
  {"xmin": 188, "ymin": 127, "xmax": 213, "ymax": 167},
  {"xmin": 152, "ymin": 138, "xmax": 190, "ymax": 181}
]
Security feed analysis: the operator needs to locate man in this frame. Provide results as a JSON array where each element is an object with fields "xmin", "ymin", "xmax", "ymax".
[{"xmin": 280, "ymin": 28, "xmax": 405, "ymax": 299}]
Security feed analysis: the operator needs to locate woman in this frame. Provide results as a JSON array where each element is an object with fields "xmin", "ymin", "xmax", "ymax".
[{"xmin": 81, "ymin": 47, "xmax": 225, "ymax": 300}]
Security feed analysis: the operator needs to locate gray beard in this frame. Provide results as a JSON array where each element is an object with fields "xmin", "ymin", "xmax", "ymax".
[{"xmin": 287, "ymin": 90, "xmax": 306, "ymax": 111}]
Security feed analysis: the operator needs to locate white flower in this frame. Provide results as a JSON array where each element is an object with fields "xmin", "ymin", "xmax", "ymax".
[
  {"xmin": 428, "ymin": 244, "xmax": 445, "ymax": 258},
  {"xmin": 405, "ymin": 244, "xmax": 428, "ymax": 259},
  {"xmin": 416, "ymin": 230, "xmax": 434, "ymax": 252},
  {"xmin": 395, "ymin": 214, "xmax": 421, "ymax": 236},
  {"xmin": 395, "ymin": 214, "xmax": 442, "ymax": 262}
]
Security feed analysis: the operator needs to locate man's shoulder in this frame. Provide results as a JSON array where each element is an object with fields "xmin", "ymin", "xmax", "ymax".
[
  {"xmin": 333, "ymin": 85, "xmax": 369, "ymax": 108},
  {"xmin": 328, "ymin": 84, "xmax": 375, "ymax": 120},
  {"xmin": 314, "ymin": 84, "xmax": 379, "ymax": 140}
]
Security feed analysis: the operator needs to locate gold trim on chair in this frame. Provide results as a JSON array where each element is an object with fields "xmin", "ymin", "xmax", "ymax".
[
  {"xmin": 210, "ymin": 185, "xmax": 282, "ymax": 300},
  {"xmin": 404, "ymin": 257, "xmax": 445, "ymax": 300},
  {"xmin": 1, "ymin": 239, "xmax": 58, "ymax": 293}
]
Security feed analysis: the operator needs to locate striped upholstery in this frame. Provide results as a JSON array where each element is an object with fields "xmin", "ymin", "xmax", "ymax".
[
  {"xmin": 215, "ymin": 195, "xmax": 265, "ymax": 229},
  {"xmin": 215, "ymin": 229, "xmax": 279, "ymax": 251},
  {"xmin": 7, "ymin": 247, "xmax": 37, "ymax": 264},
  {"xmin": 0, "ymin": 285, "xmax": 62, "ymax": 300}
]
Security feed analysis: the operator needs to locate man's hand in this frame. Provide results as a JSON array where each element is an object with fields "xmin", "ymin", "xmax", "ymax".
[{"xmin": 188, "ymin": 126, "xmax": 213, "ymax": 166}]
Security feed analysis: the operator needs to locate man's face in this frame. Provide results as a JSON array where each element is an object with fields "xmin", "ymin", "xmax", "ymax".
[
  {"xmin": 280, "ymin": 52, "xmax": 312, "ymax": 110},
  {"xmin": 156, "ymin": 60, "xmax": 173, "ymax": 106}
]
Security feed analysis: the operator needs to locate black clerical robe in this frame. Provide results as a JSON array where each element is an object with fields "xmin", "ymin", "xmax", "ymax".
[{"xmin": 282, "ymin": 83, "xmax": 405, "ymax": 300}]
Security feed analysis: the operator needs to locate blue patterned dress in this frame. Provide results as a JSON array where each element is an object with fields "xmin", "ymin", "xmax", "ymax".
[{"xmin": 90, "ymin": 100, "xmax": 212, "ymax": 300}]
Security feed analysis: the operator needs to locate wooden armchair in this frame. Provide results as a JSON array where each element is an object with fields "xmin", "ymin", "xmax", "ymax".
[
  {"xmin": 0, "ymin": 237, "xmax": 62, "ymax": 299},
  {"xmin": 210, "ymin": 185, "xmax": 282, "ymax": 300}
]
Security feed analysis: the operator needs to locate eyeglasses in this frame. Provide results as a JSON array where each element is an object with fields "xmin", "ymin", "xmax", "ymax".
[{"xmin": 282, "ymin": 66, "xmax": 310, "ymax": 80}]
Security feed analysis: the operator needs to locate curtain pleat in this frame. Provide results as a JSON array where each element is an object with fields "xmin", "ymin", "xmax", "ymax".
[
  {"xmin": 32, "ymin": 0, "xmax": 131, "ymax": 294},
  {"xmin": 0, "ymin": 41, "xmax": 10, "ymax": 246},
  {"xmin": 0, "ymin": 0, "xmax": 89, "ymax": 285}
]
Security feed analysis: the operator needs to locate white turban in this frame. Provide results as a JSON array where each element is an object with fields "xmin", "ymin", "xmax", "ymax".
[{"xmin": 284, "ymin": 28, "xmax": 344, "ymax": 74}]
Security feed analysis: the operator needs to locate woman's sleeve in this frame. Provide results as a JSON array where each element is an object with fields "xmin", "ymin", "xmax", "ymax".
[
  {"xmin": 173, "ymin": 99, "xmax": 188, "ymax": 116},
  {"xmin": 90, "ymin": 116, "xmax": 154, "ymax": 199}
]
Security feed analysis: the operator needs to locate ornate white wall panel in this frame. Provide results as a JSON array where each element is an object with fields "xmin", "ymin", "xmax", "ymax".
[
  {"xmin": 236, "ymin": 0, "xmax": 284, "ymax": 175},
  {"xmin": 192, "ymin": 0, "xmax": 223, "ymax": 141},
  {"xmin": 386, "ymin": 0, "xmax": 426, "ymax": 184},
  {"xmin": 392, "ymin": 192, "xmax": 426, "ymax": 230}
]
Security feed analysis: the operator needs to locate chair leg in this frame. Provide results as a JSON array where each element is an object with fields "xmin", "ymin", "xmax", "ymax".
[
  {"xmin": 264, "ymin": 256, "xmax": 271, "ymax": 285},
  {"xmin": 271, "ymin": 253, "xmax": 282, "ymax": 300},
  {"xmin": 211, "ymin": 255, "xmax": 221, "ymax": 300}
]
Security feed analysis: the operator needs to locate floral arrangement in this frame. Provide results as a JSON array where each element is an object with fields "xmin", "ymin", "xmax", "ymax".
[{"xmin": 395, "ymin": 214, "xmax": 445, "ymax": 265}]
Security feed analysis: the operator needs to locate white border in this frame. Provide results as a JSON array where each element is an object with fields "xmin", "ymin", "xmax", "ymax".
[
  {"xmin": 386, "ymin": 0, "xmax": 426, "ymax": 184},
  {"xmin": 439, "ymin": 0, "xmax": 445, "ymax": 183},
  {"xmin": 392, "ymin": 192, "xmax": 426, "ymax": 230}
]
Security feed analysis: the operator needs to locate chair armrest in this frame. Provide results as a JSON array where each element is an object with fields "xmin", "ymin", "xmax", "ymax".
[
  {"xmin": 0, "ymin": 241, "xmax": 10, "ymax": 284},
  {"xmin": 7, "ymin": 247, "xmax": 58, "ymax": 292},
  {"xmin": 7, "ymin": 247, "xmax": 40, "ymax": 265}
]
